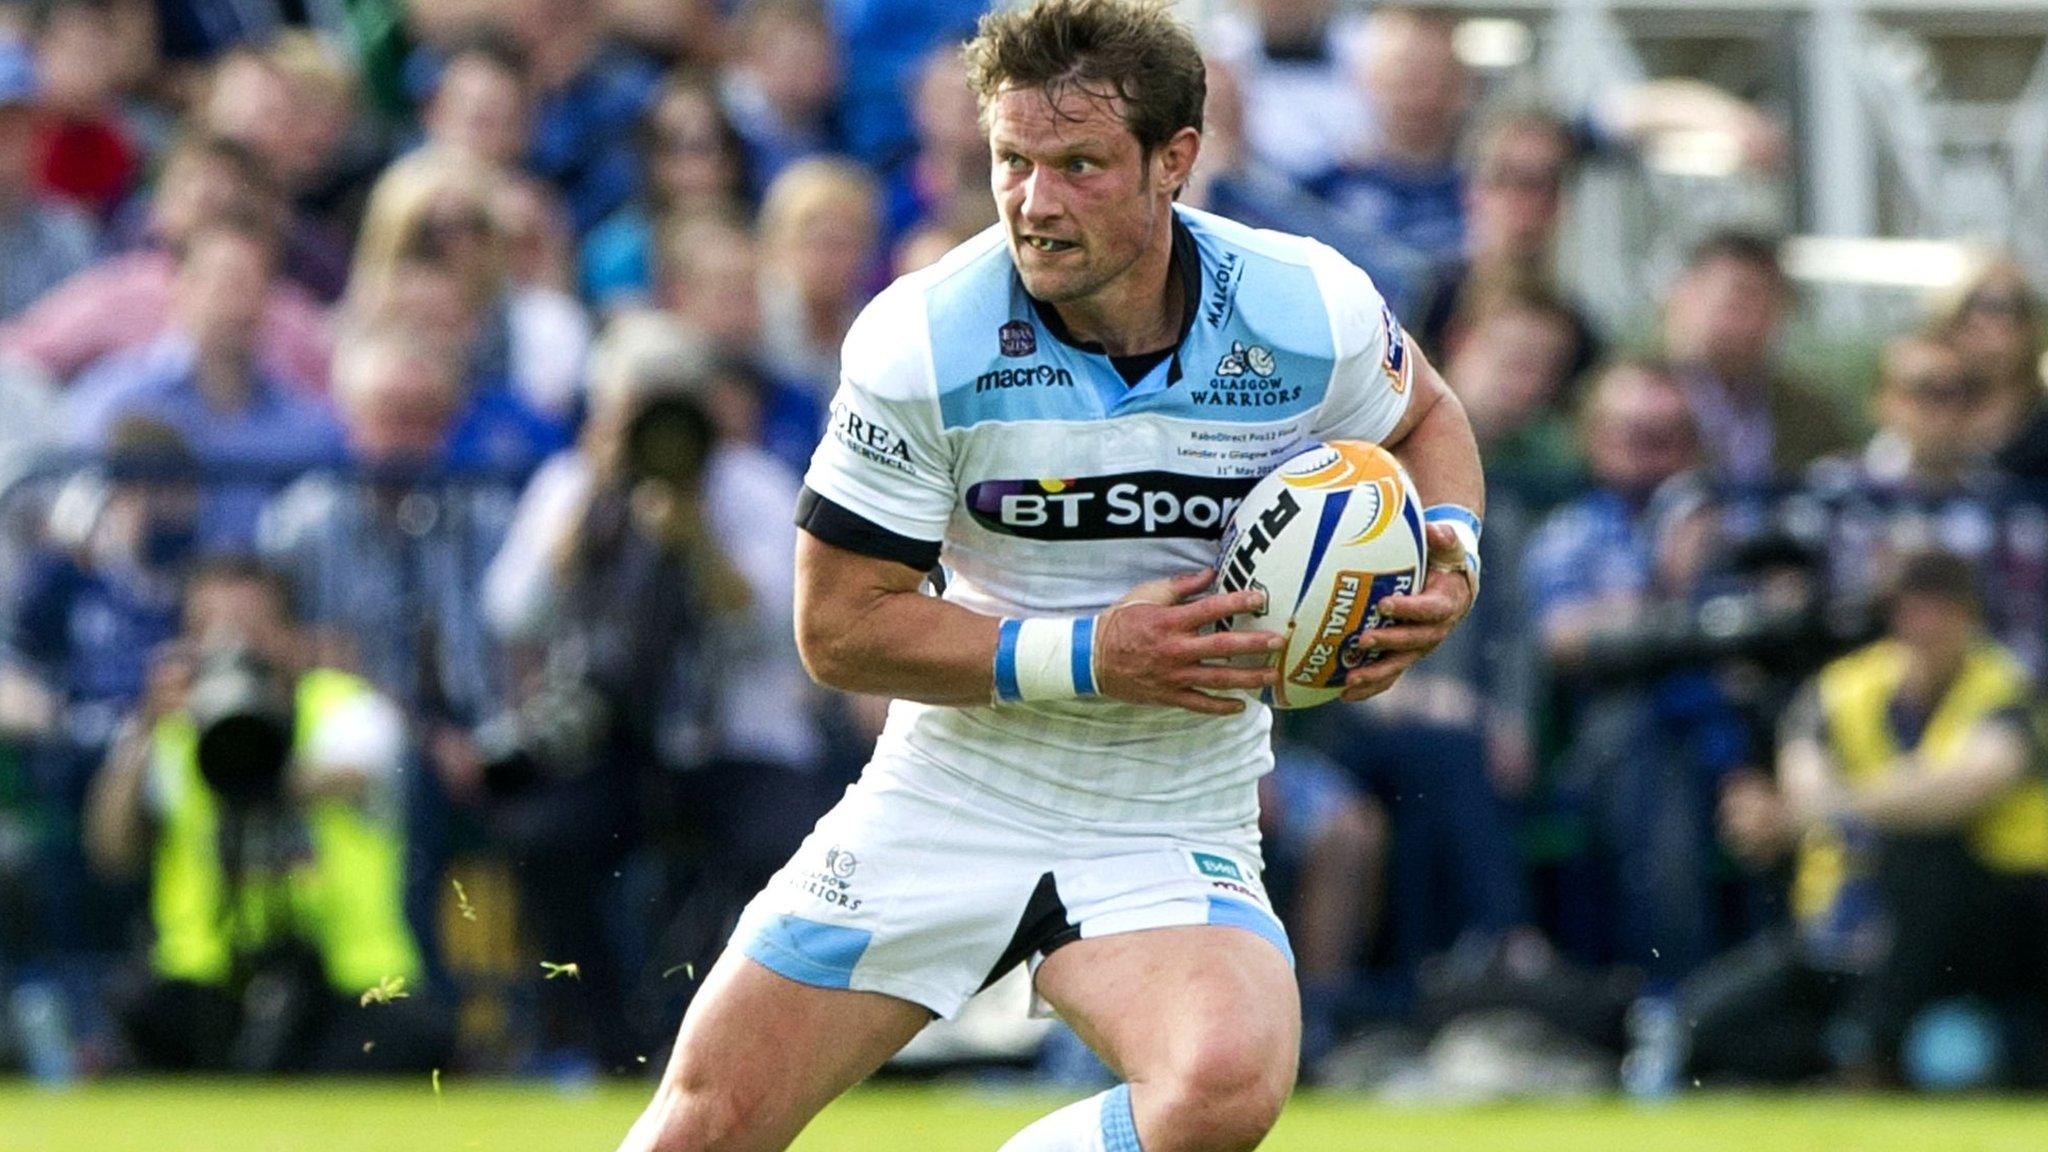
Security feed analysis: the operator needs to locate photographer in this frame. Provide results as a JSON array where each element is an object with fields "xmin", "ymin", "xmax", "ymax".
[
  {"xmin": 1688, "ymin": 550, "xmax": 2048, "ymax": 1085},
  {"xmin": 479, "ymin": 314, "xmax": 828, "ymax": 1071},
  {"xmin": 83, "ymin": 557, "xmax": 451, "ymax": 1073},
  {"xmin": 1526, "ymin": 361, "xmax": 1757, "ymax": 981}
]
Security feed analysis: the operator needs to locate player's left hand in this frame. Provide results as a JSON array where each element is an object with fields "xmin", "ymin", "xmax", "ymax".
[{"xmin": 1338, "ymin": 522, "xmax": 1475, "ymax": 703}]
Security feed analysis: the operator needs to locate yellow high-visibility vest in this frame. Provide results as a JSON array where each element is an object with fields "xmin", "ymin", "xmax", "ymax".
[
  {"xmin": 149, "ymin": 668, "xmax": 420, "ymax": 994},
  {"xmin": 1793, "ymin": 639, "xmax": 2048, "ymax": 925}
]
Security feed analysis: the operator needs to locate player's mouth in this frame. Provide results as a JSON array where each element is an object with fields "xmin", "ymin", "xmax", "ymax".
[{"xmin": 1021, "ymin": 235, "xmax": 1078, "ymax": 254}]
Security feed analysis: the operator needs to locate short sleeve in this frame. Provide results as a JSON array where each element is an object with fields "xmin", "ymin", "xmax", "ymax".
[
  {"xmin": 1304, "ymin": 241, "xmax": 1414, "ymax": 445},
  {"xmin": 801, "ymin": 283, "xmax": 956, "ymax": 546}
]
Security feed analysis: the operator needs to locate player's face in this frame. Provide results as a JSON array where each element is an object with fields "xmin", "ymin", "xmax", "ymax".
[{"xmin": 989, "ymin": 85, "xmax": 1168, "ymax": 306}]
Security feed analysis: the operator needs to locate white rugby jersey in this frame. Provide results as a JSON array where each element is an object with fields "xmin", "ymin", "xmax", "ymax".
[{"xmin": 801, "ymin": 205, "xmax": 1412, "ymax": 833}]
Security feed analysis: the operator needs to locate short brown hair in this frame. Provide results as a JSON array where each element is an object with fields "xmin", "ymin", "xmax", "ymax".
[
  {"xmin": 963, "ymin": 0, "xmax": 1204, "ymax": 154},
  {"xmin": 1892, "ymin": 548, "xmax": 1983, "ymax": 616}
]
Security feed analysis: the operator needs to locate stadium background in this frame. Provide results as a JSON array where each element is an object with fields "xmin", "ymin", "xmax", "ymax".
[{"xmin": 0, "ymin": 0, "xmax": 2046, "ymax": 1147}]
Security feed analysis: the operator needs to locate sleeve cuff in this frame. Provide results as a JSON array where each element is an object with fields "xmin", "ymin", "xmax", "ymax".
[{"xmin": 794, "ymin": 486, "xmax": 942, "ymax": 572}]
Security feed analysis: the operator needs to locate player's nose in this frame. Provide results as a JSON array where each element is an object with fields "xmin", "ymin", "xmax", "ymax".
[{"xmin": 1018, "ymin": 169, "xmax": 1064, "ymax": 224}]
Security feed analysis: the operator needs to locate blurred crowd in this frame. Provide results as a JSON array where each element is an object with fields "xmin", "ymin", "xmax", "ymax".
[{"xmin": 0, "ymin": 0, "xmax": 2044, "ymax": 1097}]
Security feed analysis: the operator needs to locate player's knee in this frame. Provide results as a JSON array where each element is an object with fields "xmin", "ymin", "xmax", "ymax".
[{"xmin": 1148, "ymin": 1034, "xmax": 1295, "ymax": 1151}]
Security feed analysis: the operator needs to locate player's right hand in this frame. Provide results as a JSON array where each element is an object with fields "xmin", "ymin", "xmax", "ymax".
[{"xmin": 1094, "ymin": 569, "xmax": 1283, "ymax": 715}]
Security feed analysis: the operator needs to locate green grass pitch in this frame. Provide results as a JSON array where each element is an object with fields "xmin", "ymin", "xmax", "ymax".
[{"xmin": 4, "ymin": 1081, "xmax": 2046, "ymax": 1151}]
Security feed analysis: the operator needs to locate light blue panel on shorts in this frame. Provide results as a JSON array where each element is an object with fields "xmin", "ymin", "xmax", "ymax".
[
  {"xmin": 1206, "ymin": 896, "xmax": 1295, "ymax": 968},
  {"xmin": 743, "ymin": 914, "xmax": 874, "ymax": 990}
]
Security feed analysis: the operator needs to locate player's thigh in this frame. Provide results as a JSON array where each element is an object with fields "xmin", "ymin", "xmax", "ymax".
[
  {"xmin": 1035, "ymin": 925, "xmax": 1299, "ymax": 1142},
  {"xmin": 623, "ymin": 949, "xmax": 930, "ymax": 1152}
]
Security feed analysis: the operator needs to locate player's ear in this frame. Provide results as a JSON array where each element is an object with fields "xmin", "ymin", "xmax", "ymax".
[{"xmin": 1157, "ymin": 127, "xmax": 1201, "ymax": 196}]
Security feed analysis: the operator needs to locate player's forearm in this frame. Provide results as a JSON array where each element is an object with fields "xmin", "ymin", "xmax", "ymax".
[
  {"xmin": 795, "ymin": 532, "xmax": 1005, "ymax": 704},
  {"xmin": 796, "ymin": 589, "xmax": 1001, "ymax": 704},
  {"xmin": 1387, "ymin": 383, "xmax": 1485, "ymax": 518}
]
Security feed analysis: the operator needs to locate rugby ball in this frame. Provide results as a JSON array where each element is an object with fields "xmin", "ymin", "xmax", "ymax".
[{"xmin": 1214, "ymin": 440, "xmax": 1427, "ymax": 709}]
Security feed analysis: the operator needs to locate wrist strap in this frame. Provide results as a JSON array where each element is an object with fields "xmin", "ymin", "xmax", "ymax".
[
  {"xmin": 994, "ymin": 616, "xmax": 1099, "ymax": 704},
  {"xmin": 1424, "ymin": 504, "xmax": 1483, "ymax": 592}
]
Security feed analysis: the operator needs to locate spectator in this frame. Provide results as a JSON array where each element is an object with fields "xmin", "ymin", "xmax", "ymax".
[
  {"xmin": 1257, "ymin": 738, "xmax": 1386, "ymax": 1070},
  {"xmin": 59, "ymin": 214, "xmax": 345, "ymax": 549},
  {"xmin": 755, "ymin": 157, "xmax": 879, "ymax": 406},
  {"xmin": 479, "ymin": 314, "xmax": 829, "ymax": 1065},
  {"xmin": 1688, "ymin": 549, "xmax": 2048, "ymax": 1085},
  {"xmin": 0, "ymin": 418, "xmax": 195, "ymax": 961},
  {"xmin": 718, "ymin": 0, "xmax": 842, "ymax": 199},
  {"xmin": 581, "ymin": 69, "xmax": 750, "ymax": 310},
  {"xmin": 349, "ymin": 149, "xmax": 588, "ymax": 426},
  {"xmin": 419, "ymin": 31, "xmax": 533, "ymax": 173},
  {"xmin": 654, "ymin": 212, "xmax": 823, "ymax": 471},
  {"xmin": 602, "ymin": 0, "xmax": 727, "ymax": 68},
  {"xmin": 1302, "ymin": 7, "xmax": 1473, "ymax": 304},
  {"xmin": 1416, "ymin": 106, "xmax": 1600, "ymax": 379},
  {"xmin": 488, "ymin": 175, "xmax": 581, "ymax": 296},
  {"xmin": 258, "ymin": 326, "xmax": 520, "ymax": 974},
  {"xmin": 82, "ymin": 556, "xmax": 453, "ymax": 1072},
  {"xmin": 29, "ymin": 0, "xmax": 137, "ymax": 217},
  {"xmin": 1924, "ymin": 256, "xmax": 2048, "ymax": 480},
  {"xmin": 1800, "ymin": 337, "xmax": 2042, "ymax": 667},
  {"xmin": 151, "ymin": 0, "xmax": 290, "ymax": 63},
  {"xmin": 1440, "ymin": 278, "xmax": 1587, "ymax": 493},
  {"xmin": 0, "ymin": 35, "xmax": 96, "ymax": 320},
  {"xmin": 1662, "ymin": 231, "xmax": 1854, "ymax": 485},
  {"xmin": 881, "ymin": 46, "xmax": 997, "ymax": 247},
  {"xmin": 190, "ymin": 39, "xmax": 363, "ymax": 301},
  {"xmin": 1190, "ymin": 55, "xmax": 1428, "ymax": 309},
  {"xmin": 435, "ymin": 0, "xmax": 663, "ymax": 234},
  {"xmin": 832, "ymin": 0, "xmax": 984, "ymax": 162},
  {"xmin": 1527, "ymin": 361, "xmax": 1756, "ymax": 981},
  {"xmin": 656, "ymin": 213, "xmax": 761, "ymax": 362},
  {"xmin": 344, "ymin": 258, "xmax": 567, "ymax": 472},
  {"xmin": 417, "ymin": 31, "xmax": 579, "ymax": 296},
  {"xmin": 1203, "ymin": 0, "xmax": 1374, "ymax": 183},
  {"xmin": 259, "ymin": 324, "xmax": 515, "ymax": 737},
  {"xmin": 1813, "ymin": 336, "xmax": 1996, "ymax": 499},
  {"xmin": 3, "ymin": 133, "xmax": 334, "ymax": 392}
]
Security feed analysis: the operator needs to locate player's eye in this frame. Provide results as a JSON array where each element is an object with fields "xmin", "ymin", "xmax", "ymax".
[
  {"xmin": 1066, "ymin": 158, "xmax": 1095, "ymax": 175},
  {"xmin": 999, "ymin": 152, "xmax": 1029, "ymax": 172}
]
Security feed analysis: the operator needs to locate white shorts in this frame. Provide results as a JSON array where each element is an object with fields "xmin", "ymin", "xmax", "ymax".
[{"xmin": 730, "ymin": 760, "xmax": 1293, "ymax": 1019}]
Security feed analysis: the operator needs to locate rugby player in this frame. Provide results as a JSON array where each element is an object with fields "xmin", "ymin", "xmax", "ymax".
[{"xmin": 618, "ymin": 2, "xmax": 1483, "ymax": 1149}]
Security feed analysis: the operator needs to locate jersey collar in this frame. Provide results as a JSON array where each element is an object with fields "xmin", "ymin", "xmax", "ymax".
[{"xmin": 1023, "ymin": 212, "xmax": 1202, "ymax": 388}]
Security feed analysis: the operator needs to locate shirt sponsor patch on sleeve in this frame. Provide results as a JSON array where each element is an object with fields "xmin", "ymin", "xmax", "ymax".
[
  {"xmin": 828, "ymin": 400, "xmax": 917, "ymax": 474},
  {"xmin": 1379, "ymin": 304, "xmax": 1410, "ymax": 395}
]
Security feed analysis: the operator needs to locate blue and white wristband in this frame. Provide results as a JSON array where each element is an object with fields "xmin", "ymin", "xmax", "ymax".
[
  {"xmin": 1423, "ymin": 504, "xmax": 1483, "ymax": 594},
  {"xmin": 994, "ymin": 615, "xmax": 1100, "ymax": 704}
]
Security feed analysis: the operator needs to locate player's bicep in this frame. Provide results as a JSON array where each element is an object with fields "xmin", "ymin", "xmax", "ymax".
[{"xmin": 792, "ymin": 527, "xmax": 929, "ymax": 680}]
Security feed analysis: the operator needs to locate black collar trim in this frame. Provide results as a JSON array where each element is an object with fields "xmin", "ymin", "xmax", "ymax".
[{"xmin": 1025, "ymin": 214, "xmax": 1202, "ymax": 386}]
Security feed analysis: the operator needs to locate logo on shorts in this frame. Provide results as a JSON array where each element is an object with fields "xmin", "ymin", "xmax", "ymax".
[
  {"xmin": 1192, "ymin": 852, "xmax": 1246, "ymax": 883},
  {"xmin": 1000, "ymin": 320, "xmax": 1037, "ymax": 357},
  {"xmin": 797, "ymin": 845, "xmax": 863, "ymax": 910}
]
